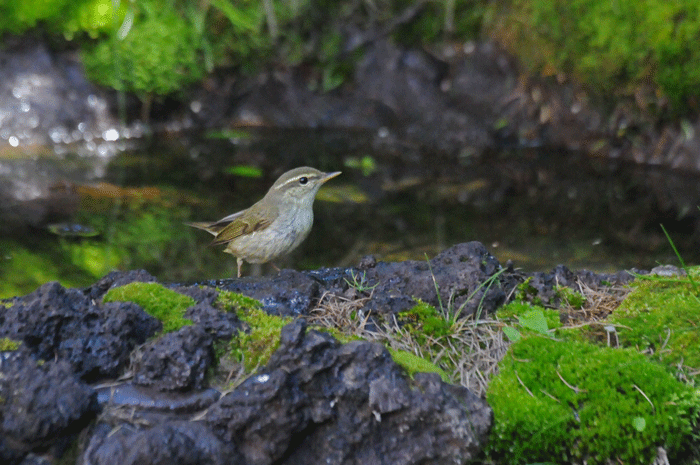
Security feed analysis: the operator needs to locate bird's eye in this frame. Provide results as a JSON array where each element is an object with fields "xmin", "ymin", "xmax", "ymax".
[{"xmin": 299, "ymin": 177, "xmax": 308, "ymax": 185}]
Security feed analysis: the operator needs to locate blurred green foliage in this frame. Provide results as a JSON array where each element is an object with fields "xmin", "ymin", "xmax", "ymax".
[
  {"xmin": 0, "ymin": 0, "xmax": 489, "ymax": 101},
  {"xmin": 82, "ymin": 3, "xmax": 204, "ymax": 97},
  {"xmin": 5, "ymin": 0, "xmax": 700, "ymax": 117},
  {"xmin": 486, "ymin": 0, "xmax": 700, "ymax": 114},
  {"xmin": 0, "ymin": 0, "xmax": 121, "ymax": 37},
  {"xmin": 0, "ymin": 0, "xmax": 73, "ymax": 33}
]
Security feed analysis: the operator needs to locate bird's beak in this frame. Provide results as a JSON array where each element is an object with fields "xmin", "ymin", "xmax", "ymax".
[{"xmin": 321, "ymin": 171, "xmax": 342, "ymax": 183}]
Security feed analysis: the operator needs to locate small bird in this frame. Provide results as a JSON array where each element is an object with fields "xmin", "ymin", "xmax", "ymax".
[{"xmin": 188, "ymin": 167, "xmax": 341, "ymax": 277}]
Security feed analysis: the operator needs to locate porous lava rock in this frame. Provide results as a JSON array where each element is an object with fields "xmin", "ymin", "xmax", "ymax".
[
  {"xmin": 81, "ymin": 421, "xmax": 240, "ymax": 465},
  {"xmin": 359, "ymin": 241, "xmax": 506, "ymax": 317},
  {"xmin": 213, "ymin": 269, "xmax": 320, "ymax": 316},
  {"xmin": 205, "ymin": 319, "xmax": 492, "ymax": 465},
  {"xmin": 0, "ymin": 281, "xmax": 162, "ymax": 380},
  {"xmin": 0, "ymin": 349, "xmax": 98, "ymax": 459},
  {"xmin": 84, "ymin": 269, "xmax": 157, "ymax": 301},
  {"xmin": 0, "ymin": 241, "xmax": 644, "ymax": 465},
  {"xmin": 133, "ymin": 324, "xmax": 215, "ymax": 392},
  {"xmin": 184, "ymin": 301, "xmax": 243, "ymax": 340}
]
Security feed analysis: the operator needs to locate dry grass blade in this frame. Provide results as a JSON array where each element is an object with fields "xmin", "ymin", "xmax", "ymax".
[
  {"xmin": 308, "ymin": 291, "xmax": 372, "ymax": 337},
  {"xmin": 307, "ymin": 276, "xmax": 633, "ymax": 398}
]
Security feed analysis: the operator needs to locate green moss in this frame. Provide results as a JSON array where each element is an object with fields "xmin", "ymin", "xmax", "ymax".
[
  {"xmin": 227, "ymin": 308, "xmax": 292, "ymax": 373},
  {"xmin": 486, "ymin": 0, "xmax": 700, "ymax": 115},
  {"xmin": 388, "ymin": 348, "xmax": 450, "ymax": 383},
  {"xmin": 403, "ymin": 299, "xmax": 453, "ymax": 341},
  {"xmin": 217, "ymin": 291, "xmax": 263, "ymax": 313},
  {"xmin": 486, "ymin": 336, "xmax": 700, "ymax": 464},
  {"xmin": 217, "ymin": 293, "xmax": 449, "ymax": 386},
  {"xmin": 103, "ymin": 282, "xmax": 194, "ymax": 333},
  {"xmin": 0, "ymin": 338, "xmax": 21, "ymax": 351},
  {"xmin": 608, "ymin": 269, "xmax": 700, "ymax": 375},
  {"xmin": 556, "ymin": 285, "xmax": 586, "ymax": 308},
  {"xmin": 82, "ymin": 3, "xmax": 203, "ymax": 97},
  {"xmin": 62, "ymin": 0, "xmax": 126, "ymax": 39},
  {"xmin": 512, "ymin": 277, "xmax": 544, "ymax": 306}
]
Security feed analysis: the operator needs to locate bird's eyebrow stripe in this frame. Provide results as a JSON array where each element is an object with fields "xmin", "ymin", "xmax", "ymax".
[{"xmin": 275, "ymin": 174, "xmax": 319, "ymax": 189}]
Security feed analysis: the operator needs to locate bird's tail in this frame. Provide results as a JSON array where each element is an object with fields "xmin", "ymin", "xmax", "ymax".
[{"xmin": 185, "ymin": 221, "xmax": 226, "ymax": 236}]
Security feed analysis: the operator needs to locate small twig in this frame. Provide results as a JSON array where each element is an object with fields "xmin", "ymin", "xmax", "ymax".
[
  {"xmin": 661, "ymin": 328, "xmax": 672, "ymax": 351},
  {"xmin": 540, "ymin": 388, "xmax": 561, "ymax": 403},
  {"xmin": 515, "ymin": 371, "xmax": 535, "ymax": 397},
  {"xmin": 556, "ymin": 370, "xmax": 587, "ymax": 394},
  {"xmin": 633, "ymin": 384, "xmax": 655, "ymax": 412}
]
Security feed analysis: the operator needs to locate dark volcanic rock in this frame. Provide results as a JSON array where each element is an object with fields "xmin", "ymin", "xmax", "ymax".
[
  {"xmin": 524, "ymin": 265, "xmax": 637, "ymax": 307},
  {"xmin": 361, "ymin": 241, "xmax": 506, "ymax": 317},
  {"xmin": 84, "ymin": 269, "xmax": 157, "ymax": 301},
  {"xmin": 173, "ymin": 284, "xmax": 220, "ymax": 307},
  {"xmin": 81, "ymin": 421, "xmax": 240, "ymax": 465},
  {"xmin": 0, "ymin": 242, "xmax": 645, "ymax": 464},
  {"xmin": 213, "ymin": 269, "xmax": 320, "ymax": 316},
  {"xmin": 205, "ymin": 319, "xmax": 492, "ymax": 465},
  {"xmin": 0, "ymin": 350, "xmax": 98, "ymax": 457},
  {"xmin": 0, "ymin": 281, "xmax": 161, "ymax": 380},
  {"xmin": 133, "ymin": 325, "xmax": 215, "ymax": 392},
  {"xmin": 184, "ymin": 302, "xmax": 243, "ymax": 340}
]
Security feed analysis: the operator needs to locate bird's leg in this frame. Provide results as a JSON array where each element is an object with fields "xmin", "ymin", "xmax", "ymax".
[{"xmin": 237, "ymin": 258, "xmax": 243, "ymax": 278}]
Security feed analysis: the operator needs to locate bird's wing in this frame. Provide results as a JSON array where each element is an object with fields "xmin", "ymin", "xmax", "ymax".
[
  {"xmin": 210, "ymin": 203, "xmax": 276, "ymax": 246},
  {"xmin": 185, "ymin": 210, "xmax": 245, "ymax": 236}
]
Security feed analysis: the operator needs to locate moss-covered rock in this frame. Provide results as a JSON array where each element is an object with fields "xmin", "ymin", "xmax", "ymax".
[
  {"xmin": 608, "ymin": 269, "xmax": 700, "ymax": 377},
  {"xmin": 485, "ymin": 335, "xmax": 700, "ymax": 464},
  {"xmin": 219, "ymin": 293, "xmax": 452, "ymax": 386},
  {"xmin": 227, "ymin": 307, "xmax": 292, "ymax": 373},
  {"xmin": 387, "ymin": 348, "xmax": 450, "ymax": 383},
  {"xmin": 486, "ymin": 0, "xmax": 700, "ymax": 114},
  {"xmin": 103, "ymin": 282, "xmax": 194, "ymax": 333},
  {"xmin": 0, "ymin": 337, "xmax": 21, "ymax": 351}
]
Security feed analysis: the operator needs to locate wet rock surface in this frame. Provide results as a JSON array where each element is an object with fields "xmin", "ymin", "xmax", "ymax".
[
  {"xmin": 133, "ymin": 325, "xmax": 215, "ymax": 392},
  {"xmin": 209, "ymin": 269, "xmax": 320, "ymax": 317},
  {"xmin": 0, "ymin": 350, "xmax": 98, "ymax": 457},
  {"xmin": 82, "ymin": 420, "xmax": 239, "ymax": 465},
  {"xmin": 0, "ymin": 281, "xmax": 162, "ymax": 380},
  {"xmin": 208, "ymin": 319, "xmax": 491, "ymax": 465},
  {"xmin": 0, "ymin": 242, "xmax": 641, "ymax": 464},
  {"xmin": 360, "ymin": 241, "xmax": 507, "ymax": 317}
]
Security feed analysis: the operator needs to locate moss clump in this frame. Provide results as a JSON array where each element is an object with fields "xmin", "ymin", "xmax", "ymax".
[
  {"xmin": 228, "ymin": 308, "xmax": 292, "ymax": 373},
  {"xmin": 486, "ymin": 0, "xmax": 700, "ymax": 114},
  {"xmin": 82, "ymin": 4, "xmax": 203, "ymax": 98},
  {"xmin": 103, "ymin": 282, "xmax": 193, "ymax": 333},
  {"xmin": 402, "ymin": 300, "xmax": 453, "ymax": 341},
  {"xmin": 486, "ymin": 336, "xmax": 700, "ymax": 464},
  {"xmin": 608, "ymin": 270, "xmax": 700, "ymax": 375},
  {"xmin": 511, "ymin": 277, "xmax": 544, "ymax": 306},
  {"xmin": 388, "ymin": 348, "xmax": 450, "ymax": 383},
  {"xmin": 556, "ymin": 285, "xmax": 586, "ymax": 308},
  {"xmin": 0, "ymin": 338, "xmax": 21, "ymax": 351},
  {"xmin": 217, "ymin": 291, "xmax": 263, "ymax": 313}
]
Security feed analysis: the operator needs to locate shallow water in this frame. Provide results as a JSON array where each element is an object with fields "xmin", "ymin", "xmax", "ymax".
[{"xmin": 1, "ymin": 128, "xmax": 699, "ymax": 298}]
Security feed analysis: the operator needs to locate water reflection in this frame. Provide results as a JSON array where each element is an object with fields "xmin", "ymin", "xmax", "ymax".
[{"xmin": 1, "ymin": 128, "xmax": 699, "ymax": 298}]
